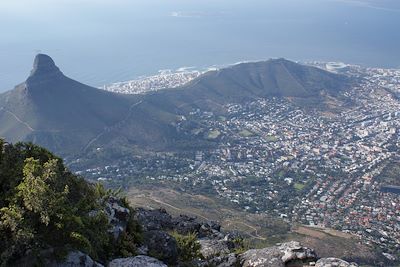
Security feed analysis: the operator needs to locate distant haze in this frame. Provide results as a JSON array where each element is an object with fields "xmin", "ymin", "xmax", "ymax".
[{"xmin": 0, "ymin": 0, "xmax": 399, "ymax": 91}]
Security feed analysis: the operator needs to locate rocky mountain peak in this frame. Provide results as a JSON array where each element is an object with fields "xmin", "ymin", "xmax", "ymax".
[{"xmin": 27, "ymin": 54, "xmax": 63, "ymax": 84}]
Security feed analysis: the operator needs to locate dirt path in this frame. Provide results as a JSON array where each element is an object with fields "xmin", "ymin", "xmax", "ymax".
[
  {"xmin": 83, "ymin": 100, "xmax": 143, "ymax": 152},
  {"xmin": 1, "ymin": 108, "xmax": 35, "ymax": 131},
  {"xmin": 224, "ymin": 219, "xmax": 267, "ymax": 240}
]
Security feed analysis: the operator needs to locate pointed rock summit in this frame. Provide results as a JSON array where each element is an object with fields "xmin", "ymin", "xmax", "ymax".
[
  {"xmin": 27, "ymin": 54, "xmax": 63, "ymax": 84},
  {"xmin": 0, "ymin": 53, "xmax": 135, "ymax": 154}
]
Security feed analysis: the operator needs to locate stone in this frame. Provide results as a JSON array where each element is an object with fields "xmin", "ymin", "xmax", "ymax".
[
  {"xmin": 143, "ymin": 230, "xmax": 178, "ymax": 264},
  {"xmin": 199, "ymin": 239, "xmax": 231, "ymax": 259},
  {"xmin": 104, "ymin": 197, "xmax": 131, "ymax": 240},
  {"xmin": 134, "ymin": 208, "xmax": 173, "ymax": 231},
  {"xmin": 172, "ymin": 214, "xmax": 201, "ymax": 234},
  {"xmin": 207, "ymin": 253, "xmax": 238, "ymax": 267},
  {"xmin": 198, "ymin": 221, "xmax": 223, "ymax": 238},
  {"xmin": 49, "ymin": 251, "xmax": 103, "ymax": 267},
  {"xmin": 315, "ymin": 258, "xmax": 359, "ymax": 267},
  {"xmin": 108, "ymin": 255, "xmax": 167, "ymax": 267},
  {"xmin": 239, "ymin": 241, "xmax": 317, "ymax": 267}
]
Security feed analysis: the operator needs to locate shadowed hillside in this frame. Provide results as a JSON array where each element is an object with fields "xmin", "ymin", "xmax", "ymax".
[
  {"xmin": 0, "ymin": 54, "xmax": 137, "ymax": 155},
  {"xmin": 0, "ymin": 55, "xmax": 352, "ymax": 157}
]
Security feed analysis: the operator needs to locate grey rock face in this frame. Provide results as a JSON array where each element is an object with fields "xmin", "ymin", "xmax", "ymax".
[
  {"xmin": 315, "ymin": 258, "xmax": 359, "ymax": 267},
  {"xmin": 198, "ymin": 221, "xmax": 224, "ymax": 239},
  {"xmin": 172, "ymin": 214, "xmax": 201, "ymax": 234},
  {"xmin": 206, "ymin": 253, "xmax": 238, "ymax": 267},
  {"xmin": 134, "ymin": 208, "xmax": 173, "ymax": 231},
  {"xmin": 108, "ymin": 255, "xmax": 167, "ymax": 267},
  {"xmin": 143, "ymin": 230, "xmax": 179, "ymax": 264},
  {"xmin": 49, "ymin": 251, "xmax": 103, "ymax": 267},
  {"xmin": 199, "ymin": 239, "xmax": 231, "ymax": 259},
  {"xmin": 104, "ymin": 196, "xmax": 131, "ymax": 240},
  {"xmin": 134, "ymin": 208, "xmax": 223, "ymax": 239},
  {"xmin": 27, "ymin": 54, "xmax": 63, "ymax": 84},
  {"xmin": 239, "ymin": 241, "xmax": 317, "ymax": 267}
]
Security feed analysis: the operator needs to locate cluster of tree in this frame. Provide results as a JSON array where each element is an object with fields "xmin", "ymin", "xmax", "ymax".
[{"xmin": 0, "ymin": 140, "xmax": 141, "ymax": 266}]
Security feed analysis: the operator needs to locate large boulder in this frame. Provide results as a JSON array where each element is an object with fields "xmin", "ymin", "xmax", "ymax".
[
  {"xmin": 134, "ymin": 208, "xmax": 173, "ymax": 231},
  {"xmin": 315, "ymin": 258, "xmax": 359, "ymax": 267},
  {"xmin": 172, "ymin": 214, "xmax": 202, "ymax": 234},
  {"xmin": 198, "ymin": 221, "xmax": 223, "ymax": 239},
  {"xmin": 108, "ymin": 255, "xmax": 167, "ymax": 267},
  {"xmin": 199, "ymin": 239, "xmax": 231, "ymax": 259},
  {"xmin": 239, "ymin": 241, "xmax": 317, "ymax": 267},
  {"xmin": 143, "ymin": 230, "xmax": 178, "ymax": 264},
  {"xmin": 101, "ymin": 196, "xmax": 131, "ymax": 240},
  {"xmin": 48, "ymin": 251, "xmax": 103, "ymax": 267},
  {"xmin": 206, "ymin": 253, "xmax": 238, "ymax": 267}
]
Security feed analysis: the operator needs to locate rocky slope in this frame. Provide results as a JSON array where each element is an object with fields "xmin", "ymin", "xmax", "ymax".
[{"xmin": 53, "ymin": 207, "xmax": 360, "ymax": 267}]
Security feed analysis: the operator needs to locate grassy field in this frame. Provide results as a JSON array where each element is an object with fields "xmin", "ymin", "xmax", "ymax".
[
  {"xmin": 239, "ymin": 129, "xmax": 255, "ymax": 137},
  {"xmin": 217, "ymin": 116, "xmax": 227, "ymax": 122},
  {"xmin": 294, "ymin": 182, "xmax": 305, "ymax": 191},
  {"xmin": 207, "ymin": 130, "xmax": 221, "ymax": 139},
  {"xmin": 265, "ymin": 135, "xmax": 278, "ymax": 142}
]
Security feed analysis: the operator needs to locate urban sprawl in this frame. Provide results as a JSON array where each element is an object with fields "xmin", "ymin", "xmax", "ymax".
[{"xmin": 78, "ymin": 63, "xmax": 400, "ymax": 260}]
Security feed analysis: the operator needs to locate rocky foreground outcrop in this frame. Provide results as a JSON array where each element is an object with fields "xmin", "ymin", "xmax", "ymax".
[
  {"xmin": 240, "ymin": 241, "xmax": 317, "ymax": 267},
  {"xmin": 109, "ymin": 255, "xmax": 167, "ymax": 267},
  {"xmin": 110, "ymin": 208, "xmax": 358, "ymax": 267},
  {"xmin": 54, "ymin": 206, "xmax": 359, "ymax": 267},
  {"xmin": 314, "ymin": 258, "xmax": 359, "ymax": 267}
]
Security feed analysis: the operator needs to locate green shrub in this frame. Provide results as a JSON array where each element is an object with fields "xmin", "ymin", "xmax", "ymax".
[
  {"xmin": 112, "ymin": 214, "xmax": 143, "ymax": 258},
  {"xmin": 0, "ymin": 140, "xmax": 141, "ymax": 265},
  {"xmin": 232, "ymin": 237, "xmax": 251, "ymax": 254},
  {"xmin": 170, "ymin": 231, "xmax": 202, "ymax": 262}
]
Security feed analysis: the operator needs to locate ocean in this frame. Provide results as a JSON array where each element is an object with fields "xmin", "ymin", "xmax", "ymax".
[{"xmin": 0, "ymin": 0, "xmax": 399, "ymax": 91}]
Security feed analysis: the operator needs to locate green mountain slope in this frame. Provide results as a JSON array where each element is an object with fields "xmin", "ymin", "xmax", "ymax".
[{"xmin": 140, "ymin": 58, "xmax": 351, "ymax": 114}]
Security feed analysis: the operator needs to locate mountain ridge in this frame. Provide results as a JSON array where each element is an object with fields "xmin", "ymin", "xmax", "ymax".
[{"xmin": 0, "ymin": 54, "xmax": 353, "ymax": 156}]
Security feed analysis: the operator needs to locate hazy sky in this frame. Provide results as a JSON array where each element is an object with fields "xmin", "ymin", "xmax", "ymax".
[{"xmin": 1, "ymin": 0, "xmax": 399, "ymax": 91}]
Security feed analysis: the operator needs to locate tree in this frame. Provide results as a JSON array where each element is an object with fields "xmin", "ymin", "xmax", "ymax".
[
  {"xmin": 0, "ymin": 140, "xmax": 141, "ymax": 265},
  {"xmin": 170, "ymin": 231, "xmax": 202, "ymax": 262},
  {"xmin": 18, "ymin": 158, "xmax": 69, "ymax": 226}
]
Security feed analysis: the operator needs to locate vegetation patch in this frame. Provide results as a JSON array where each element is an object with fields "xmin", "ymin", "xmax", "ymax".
[
  {"xmin": 206, "ymin": 130, "xmax": 221, "ymax": 140},
  {"xmin": 294, "ymin": 183, "xmax": 306, "ymax": 191},
  {"xmin": 0, "ymin": 140, "xmax": 141, "ymax": 266},
  {"xmin": 265, "ymin": 135, "xmax": 278, "ymax": 142},
  {"xmin": 170, "ymin": 231, "xmax": 202, "ymax": 262},
  {"xmin": 239, "ymin": 129, "xmax": 255, "ymax": 137},
  {"xmin": 217, "ymin": 116, "xmax": 227, "ymax": 121}
]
